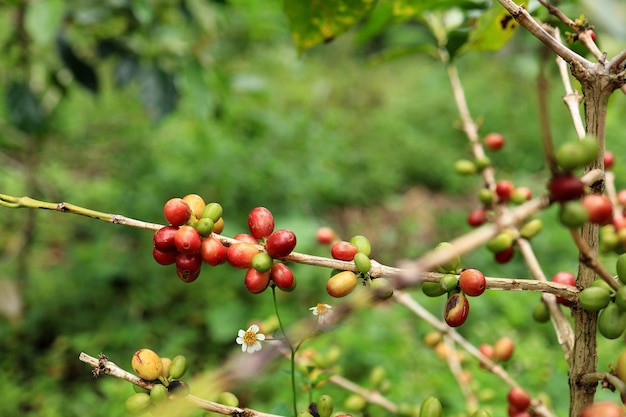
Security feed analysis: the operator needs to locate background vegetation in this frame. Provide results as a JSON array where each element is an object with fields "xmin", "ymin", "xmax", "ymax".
[{"xmin": 1, "ymin": 0, "xmax": 626, "ymax": 416}]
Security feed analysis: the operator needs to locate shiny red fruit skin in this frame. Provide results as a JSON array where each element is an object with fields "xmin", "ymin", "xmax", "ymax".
[
  {"xmin": 233, "ymin": 233, "xmax": 259, "ymax": 244},
  {"xmin": 266, "ymin": 229, "xmax": 297, "ymax": 258},
  {"xmin": 459, "ymin": 268, "xmax": 486, "ymax": 297},
  {"xmin": 316, "ymin": 227, "xmax": 335, "ymax": 245},
  {"xmin": 494, "ymin": 246, "xmax": 515, "ymax": 264},
  {"xmin": 153, "ymin": 226, "xmax": 179, "ymax": 252},
  {"xmin": 200, "ymin": 237, "xmax": 228, "ymax": 266},
  {"xmin": 507, "ymin": 387, "xmax": 531, "ymax": 411},
  {"xmin": 164, "ymin": 198, "xmax": 192, "ymax": 226},
  {"xmin": 579, "ymin": 401, "xmax": 624, "ymax": 417},
  {"xmin": 227, "ymin": 242, "xmax": 259, "ymax": 269},
  {"xmin": 582, "ymin": 194, "xmax": 613, "ymax": 225},
  {"xmin": 244, "ymin": 268, "xmax": 271, "ymax": 294},
  {"xmin": 467, "ymin": 208, "xmax": 488, "ymax": 227},
  {"xmin": 444, "ymin": 292, "xmax": 470, "ymax": 327},
  {"xmin": 605, "ymin": 151, "xmax": 615, "ymax": 169},
  {"xmin": 495, "ymin": 180, "xmax": 515, "ymax": 201},
  {"xmin": 177, "ymin": 266, "xmax": 201, "ymax": 283},
  {"xmin": 548, "ymin": 173, "xmax": 585, "ymax": 202},
  {"xmin": 248, "ymin": 207, "xmax": 275, "ymax": 239},
  {"xmin": 153, "ymin": 247, "xmax": 177, "ymax": 265},
  {"xmin": 174, "ymin": 225, "xmax": 202, "ymax": 254},
  {"xmin": 551, "ymin": 271, "xmax": 576, "ymax": 306},
  {"xmin": 484, "ymin": 132, "xmax": 505, "ymax": 150},
  {"xmin": 270, "ymin": 263, "xmax": 296, "ymax": 291},
  {"xmin": 330, "ymin": 241, "xmax": 358, "ymax": 261},
  {"xmin": 175, "ymin": 252, "xmax": 202, "ymax": 275}
]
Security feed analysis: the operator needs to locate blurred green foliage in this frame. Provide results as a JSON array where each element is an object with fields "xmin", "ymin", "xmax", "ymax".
[{"xmin": 1, "ymin": 1, "xmax": 626, "ymax": 417}]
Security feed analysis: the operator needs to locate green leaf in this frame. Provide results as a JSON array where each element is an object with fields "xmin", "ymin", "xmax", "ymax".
[
  {"xmin": 392, "ymin": 0, "xmax": 487, "ymax": 19},
  {"xmin": 283, "ymin": 0, "xmax": 378, "ymax": 52},
  {"xmin": 460, "ymin": 3, "xmax": 521, "ymax": 52},
  {"xmin": 24, "ymin": 0, "xmax": 65, "ymax": 46},
  {"xmin": 56, "ymin": 35, "xmax": 99, "ymax": 93},
  {"xmin": 5, "ymin": 82, "xmax": 46, "ymax": 134}
]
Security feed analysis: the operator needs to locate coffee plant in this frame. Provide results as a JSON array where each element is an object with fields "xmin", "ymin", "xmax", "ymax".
[{"xmin": 2, "ymin": 1, "xmax": 626, "ymax": 417}]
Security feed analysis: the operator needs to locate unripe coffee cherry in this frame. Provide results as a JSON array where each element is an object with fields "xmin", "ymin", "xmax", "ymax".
[
  {"xmin": 617, "ymin": 253, "xmax": 626, "ymax": 285},
  {"xmin": 248, "ymin": 207, "xmax": 275, "ymax": 239},
  {"xmin": 532, "ymin": 302, "xmax": 550, "ymax": 323},
  {"xmin": 598, "ymin": 303, "xmax": 626, "ymax": 339},
  {"xmin": 160, "ymin": 357, "xmax": 172, "ymax": 379},
  {"xmin": 616, "ymin": 351, "xmax": 626, "ymax": 383},
  {"xmin": 519, "ymin": 219, "xmax": 543, "ymax": 239},
  {"xmin": 150, "ymin": 383, "xmax": 168, "ymax": 406},
  {"xmin": 493, "ymin": 337, "xmax": 515, "ymax": 361},
  {"xmin": 266, "ymin": 229, "xmax": 297, "ymax": 258},
  {"xmin": 163, "ymin": 198, "xmax": 192, "ymax": 226},
  {"xmin": 555, "ymin": 137, "xmax": 598, "ymax": 171},
  {"xmin": 353, "ymin": 252, "xmax": 371, "ymax": 273},
  {"xmin": 578, "ymin": 286, "xmax": 611, "ymax": 312},
  {"xmin": 434, "ymin": 241, "xmax": 461, "ymax": 273},
  {"xmin": 169, "ymin": 354, "xmax": 188, "ymax": 379},
  {"xmin": 251, "ymin": 252, "xmax": 273, "ymax": 272},
  {"xmin": 440, "ymin": 274, "xmax": 458, "ymax": 292},
  {"xmin": 182, "ymin": 194, "xmax": 206, "ymax": 219},
  {"xmin": 420, "ymin": 396, "xmax": 443, "ymax": 417},
  {"xmin": 486, "ymin": 232, "xmax": 513, "ymax": 253},
  {"xmin": 455, "ymin": 159, "xmax": 477, "ymax": 175},
  {"xmin": 317, "ymin": 394, "xmax": 334, "ymax": 417},
  {"xmin": 195, "ymin": 217, "xmax": 214, "ymax": 237},
  {"xmin": 422, "ymin": 281, "xmax": 446, "ymax": 297},
  {"xmin": 125, "ymin": 393, "xmax": 152, "ymax": 415},
  {"xmin": 350, "ymin": 235, "xmax": 371, "ymax": 256},
  {"xmin": 217, "ymin": 392, "xmax": 239, "ymax": 407},
  {"xmin": 370, "ymin": 278, "xmax": 393, "ymax": 299},
  {"xmin": 132, "ymin": 349, "xmax": 163, "ymax": 381},
  {"xmin": 326, "ymin": 271, "xmax": 358, "ymax": 298},
  {"xmin": 444, "ymin": 292, "xmax": 470, "ymax": 327},
  {"xmin": 559, "ymin": 201, "xmax": 589, "ymax": 228},
  {"xmin": 331, "ymin": 241, "xmax": 358, "ymax": 261},
  {"xmin": 202, "ymin": 202, "xmax": 223, "ymax": 222}
]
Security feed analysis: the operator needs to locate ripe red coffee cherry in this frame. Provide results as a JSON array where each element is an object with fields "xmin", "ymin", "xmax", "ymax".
[
  {"xmin": 495, "ymin": 180, "xmax": 515, "ymax": 202},
  {"xmin": 227, "ymin": 242, "xmax": 259, "ymax": 269},
  {"xmin": 153, "ymin": 226, "xmax": 179, "ymax": 252},
  {"xmin": 176, "ymin": 252, "xmax": 202, "ymax": 274},
  {"xmin": 605, "ymin": 151, "xmax": 615, "ymax": 169},
  {"xmin": 152, "ymin": 247, "xmax": 177, "ymax": 265},
  {"xmin": 164, "ymin": 198, "xmax": 192, "ymax": 226},
  {"xmin": 316, "ymin": 227, "xmax": 336, "ymax": 245},
  {"xmin": 494, "ymin": 246, "xmax": 515, "ymax": 264},
  {"xmin": 331, "ymin": 241, "xmax": 358, "ymax": 261},
  {"xmin": 507, "ymin": 387, "xmax": 531, "ymax": 411},
  {"xmin": 582, "ymin": 194, "xmax": 613, "ymax": 225},
  {"xmin": 176, "ymin": 266, "xmax": 201, "ymax": 283},
  {"xmin": 266, "ymin": 229, "xmax": 297, "ymax": 258},
  {"xmin": 493, "ymin": 337, "xmax": 515, "ymax": 361},
  {"xmin": 270, "ymin": 263, "xmax": 296, "ymax": 291},
  {"xmin": 444, "ymin": 292, "xmax": 470, "ymax": 327},
  {"xmin": 247, "ymin": 207, "xmax": 275, "ymax": 239},
  {"xmin": 478, "ymin": 344, "xmax": 494, "ymax": 359},
  {"xmin": 459, "ymin": 268, "xmax": 486, "ymax": 297},
  {"xmin": 200, "ymin": 237, "xmax": 228, "ymax": 266},
  {"xmin": 174, "ymin": 225, "xmax": 202, "ymax": 254},
  {"xmin": 548, "ymin": 173, "xmax": 585, "ymax": 202},
  {"xmin": 579, "ymin": 401, "xmax": 623, "ymax": 417},
  {"xmin": 484, "ymin": 132, "xmax": 505, "ymax": 150},
  {"xmin": 467, "ymin": 208, "xmax": 488, "ymax": 227},
  {"xmin": 244, "ymin": 268, "xmax": 271, "ymax": 294},
  {"xmin": 551, "ymin": 271, "xmax": 576, "ymax": 305}
]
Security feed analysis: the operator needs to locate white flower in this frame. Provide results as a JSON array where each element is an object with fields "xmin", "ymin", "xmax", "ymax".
[
  {"xmin": 309, "ymin": 303, "xmax": 334, "ymax": 327},
  {"xmin": 236, "ymin": 324, "xmax": 266, "ymax": 353}
]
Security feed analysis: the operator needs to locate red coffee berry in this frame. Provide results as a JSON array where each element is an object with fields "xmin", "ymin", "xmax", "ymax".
[
  {"xmin": 248, "ymin": 207, "xmax": 275, "ymax": 239},
  {"xmin": 507, "ymin": 387, "xmax": 531, "ymax": 411},
  {"xmin": 316, "ymin": 227, "xmax": 336, "ymax": 245},
  {"xmin": 174, "ymin": 225, "xmax": 202, "ymax": 254},
  {"xmin": 153, "ymin": 226, "xmax": 179, "ymax": 252},
  {"xmin": 175, "ymin": 252, "xmax": 202, "ymax": 276},
  {"xmin": 582, "ymin": 194, "xmax": 613, "ymax": 225},
  {"xmin": 163, "ymin": 198, "xmax": 192, "ymax": 226},
  {"xmin": 270, "ymin": 263, "xmax": 296, "ymax": 292},
  {"xmin": 579, "ymin": 401, "xmax": 623, "ymax": 417},
  {"xmin": 244, "ymin": 268, "xmax": 271, "ymax": 294},
  {"xmin": 478, "ymin": 344, "xmax": 494, "ymax": 359},
  {"xmin": 330, "ymin": 240, "xmax": 358, "ymax": 261},
  {"xmin": 227, "ymin": 242, "xmax": 259, "ymax": 269},
  {"xmin": 444, "ymin": 292, "xmax": 470, "ymax": 327},
  {"xmin": 551, "ymin": 271, "xmax": 576, "ymax": 305},
  {"xmin": 495, "ymin": 180, "xmax": 515, "ymax": 202},
  {"xmin": 233, "ymin": 233, "xmax": 259, "ymax": 244},
  {"xmin": 266, "ymin": 229, "xmax": 297, "ymax": 258},
  {"xmin": 176, "ymin": 267, "xmax": 201, "ymax": 283},
  {"xmin": 459, "ymin": 268, "xmax": 486, "ymax": 297},
  {"xmin": 605, "ymin": 151, "xmax": 615, "ymax": 169},
  {"xmin": 152, "ymin": 247, "xmax": 177, "ymax": 265},
  {"xmin": 200, "ymin": 237, "xmax": 228, "ymax": 266},
  {"xmin": 494, "ymin": 246, "xmax": 515, "ymax": 264},
  {"xmin": 548, "ymin": 173, "xmax": 585, "ymax": 202},
  {"xmin": 493, "ymin": 337, "xmax": 515, "ymax": 361},
  {"xmin": 484, "ymin": 132, "xmax": 505, "ymax": 150},
  {"xmin": 467, "ymin": 208, "xmax": 488, "ymax": 227}
]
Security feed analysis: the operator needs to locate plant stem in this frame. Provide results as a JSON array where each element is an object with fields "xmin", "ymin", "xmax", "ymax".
[{"xmin": 272, "ymin": 286, "xmax": 298, "ymax": 417}]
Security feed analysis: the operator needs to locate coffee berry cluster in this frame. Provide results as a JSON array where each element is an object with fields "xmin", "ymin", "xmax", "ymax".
[
  {"xmin": 152, "ymin": 195, "xmax": 298, "ymax": 293},
  {"xmin": 321, "ymin": 232, "xmax": 394, "ymax": 300},
  {"xmin": 420, "ymin": 242, "xmax": 487, "ymax": 327},
  {"xmin": 125, "ymin": 348, "xmax": 189, "ymax": 415}
]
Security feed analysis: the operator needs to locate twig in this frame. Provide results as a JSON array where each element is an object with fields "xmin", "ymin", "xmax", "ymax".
[
  {"xmin": 569, "ymin": 229, "xmax": 620, "ymax": 291},
  {"xmin": 78, "ymin": 352, "xmax": 287, "ymax": 417}
]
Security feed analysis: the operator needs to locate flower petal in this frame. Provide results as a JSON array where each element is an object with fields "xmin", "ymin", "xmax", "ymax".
[
  {"xmin": 256, "ymin": 333, "xmax": 266, "ymax": 341},
  {"xmin": 236, "ymin": 337, "xmax": 244, "ymax": 345},
  {"xmin": 248, "ymin": 324, "xmax": 259, "ymax": 333},
  {"xmin": 238, "ymin": 329, "xmax": 246, "ymax": 337}
]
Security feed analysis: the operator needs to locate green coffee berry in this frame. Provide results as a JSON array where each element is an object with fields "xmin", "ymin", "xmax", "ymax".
[
  {"xmin": 125, "ymin": 393, "xmax": 151, "ymax": 415},
  {"xmin": 434, "ymin": 242, "xmax": 461, "ymax": 273},
  {"xmin": 354, "ymin": 252, "xmax": 371, "ymax": 273},
  {"xmin": 169, "ymin": 355, "xmax": 188, "ymax": 380},
  {"xmin": 150, "ymin": 383, "xmax": 169, "ymax": 406},
  {"xmin": 195, "ymin": 218, "xmax": 215, "ymax": 237},
  {"xmin": 440, "ymin": 274, "xmax": 459, "ymax": 292},
  {"xmin": 317, "ymin": 394, "xmax": 334, "ymax": 417},
  {"xmin": 422, "ymin": 281, "xmax": 446, "ymax": 297},
  {"xmin": 370, "ymin": 278, "xmax": 394, "ymax": 299},
  {"xmin": 217, "ymin": 391, "xmax": 239, "ymax": 407},
  {"xmin": 251, "ymin": 252, "xmax": 273, "ymax": 273},
  {"xmin": 519, "ymin": 219, "xmax": 543, "ymax": 239},
  {"xmin": 350, "ymin": 235, "xmax": 372, "ymax": 256},
  {"xmin": 202, "ymin": 202, "xmax": 223, "ymax": 222},
  {"xmin": 455, "ymin": 159, "xmax": 477, "ymax": 175}
]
